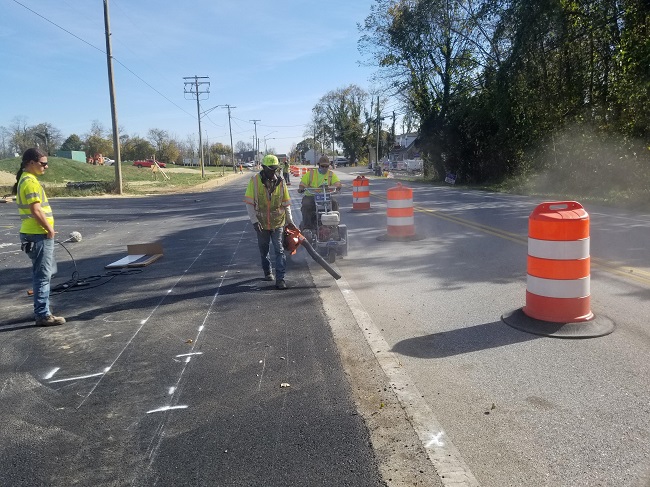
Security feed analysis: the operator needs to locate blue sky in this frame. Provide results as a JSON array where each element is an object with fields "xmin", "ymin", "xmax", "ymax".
[{"xmin": 1, "ymin": 0, "xmax": 382, "ymax": 154}]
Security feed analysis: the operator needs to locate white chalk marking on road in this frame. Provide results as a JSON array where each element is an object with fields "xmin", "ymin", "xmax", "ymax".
[
  {"xmin": 146, "ymin": 405, "xmax": 188, "ymax": 414},
  {"xmin": 258, "ymin": 349, "xmax": 268, "ymax": 391},
  {"xmin": 425, "ymin": 431, "xmax": 445, "ymax": 448},
  {"xmin": 146, "ymin": 222, "xmax": 249, "ymax": 466},
  {"xmin": 75, "ymin": 222, "xmax": 232, "ymax": 410},
  {"xmin": 43, "ymin": 367, "xmax": 60, "ymax": 380},
  {"xmin": 334, "ymin": 272, "xmax": 481, "ymax": 487},
  {"xmin": 168, "ymin": 387, "xmax": 176, "ymax": 395},
  {"xmin": 50, "ymin": 372, "xmax": 104, "ymax": 383},
  {"xmin": 175, "ymin": 352, "xmax": 203, "ymax": 358},
  {"xmin": 50, "ymin": 366, "xmax": 111, "ymax": 384}
]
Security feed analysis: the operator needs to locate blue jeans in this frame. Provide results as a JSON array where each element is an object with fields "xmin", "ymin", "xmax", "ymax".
[
  {"xmin": 20, "ymin": 233, "xmax": 57, "ymax": 319},
  {"xmin": 256, "ymin": 227, "xmax": 286, "ymax": 281}
]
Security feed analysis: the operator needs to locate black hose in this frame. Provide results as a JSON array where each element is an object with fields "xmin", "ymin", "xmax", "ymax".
[{"xmin": 300, "ymin": 239, "xmax": 341, "ymax": 280}]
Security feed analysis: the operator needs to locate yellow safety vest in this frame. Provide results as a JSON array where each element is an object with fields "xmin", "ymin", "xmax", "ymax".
[
  {"xmin": 16, "ymin": 173, "xmax": 53, "ymax": 234},
  {"xmin": 243, "ymin": 174, "xmax": 290, "ymax": 229},
  {"xmin": 300, "ymin": 169, "xmax": 339, "ymax": 195}
]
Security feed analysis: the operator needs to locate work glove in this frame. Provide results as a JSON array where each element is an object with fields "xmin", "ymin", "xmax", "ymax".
[
  {"xmin": 297, "ymin": 188, "xmax": 305, "ymax": 194},
  {"xmin": 253, "ymin": 222, "xmax": 263, "ymax": 233},
  {"xmin": 286, "ymin": 222, "xmax": 298, "ymax": 231}
]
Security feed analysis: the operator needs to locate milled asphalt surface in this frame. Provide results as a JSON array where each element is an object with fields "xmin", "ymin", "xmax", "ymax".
[{"xmin": 0, "ymin": 173, "xmax": 441, "ymax": 487}]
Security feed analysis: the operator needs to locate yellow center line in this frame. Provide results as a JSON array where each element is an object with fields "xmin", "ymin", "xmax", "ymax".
[{"xmin": 370, "ymin": 191, "xmax": 650, "ymax": 286}]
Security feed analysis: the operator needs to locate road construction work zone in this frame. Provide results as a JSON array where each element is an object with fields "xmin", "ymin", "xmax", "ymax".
[{"xmin": 1, "ymin": 170, "xmax": 648, "ymax": 487}]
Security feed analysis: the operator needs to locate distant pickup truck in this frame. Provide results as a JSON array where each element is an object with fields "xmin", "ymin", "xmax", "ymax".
[{"xmin": 133, "ymin": 159, "xmax": 166, "ymax": 168}]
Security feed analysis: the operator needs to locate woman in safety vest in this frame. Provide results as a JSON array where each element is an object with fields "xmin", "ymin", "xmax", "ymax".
[
  {"xmin": 12, "ymin": 148, "xmax": 66, "ymax": 326},
  {"xmin": 244, "ymin": 154, "xmax": 297, "ymax": 290}
]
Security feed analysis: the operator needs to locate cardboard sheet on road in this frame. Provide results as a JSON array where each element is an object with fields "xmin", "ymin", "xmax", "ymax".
[{"xmin": 105, "ymin": 243, "xmax": 163, "ymax": 269}]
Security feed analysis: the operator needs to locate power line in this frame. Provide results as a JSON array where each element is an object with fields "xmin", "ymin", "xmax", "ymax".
[
  {"xmin": 11, "ymin": 0, "xmax": 104, "ymax": 53},
  {"xmin": 11, "ymin": 0, "xmax": 196, "ymax": 121}
]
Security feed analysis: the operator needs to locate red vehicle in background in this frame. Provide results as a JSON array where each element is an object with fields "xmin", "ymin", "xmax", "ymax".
[{"xmin": 133, "ymin": 159, "xmax": 166, "ymax": 168}]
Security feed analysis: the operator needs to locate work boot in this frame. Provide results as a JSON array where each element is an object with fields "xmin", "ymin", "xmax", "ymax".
[
  {"xmin": 276, "ymin": 280, "xmax": 287, "ymax": 290},
  {"xmin": 264, "ymin": 272, "xmax": 275, "ymax": 281},
  {"xmin": 36, "ymin": 315, "xmax": 66, "ymax": 326}
]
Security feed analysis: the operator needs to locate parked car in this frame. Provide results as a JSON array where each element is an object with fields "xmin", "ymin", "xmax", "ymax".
[
  {"xmin": 133, "ymin": 159, "xmax": 166, "ymax": 168},
  {"xmin": 242, "ymin": 162, "xmax": 256, "ymax": 168},
  {"xmin": 333, "ymin": 157, "xmax": 350, "ymax": 167},
  {"xmin": 103, "ymin": 158, "xmax": 115, "ymax": 166}
]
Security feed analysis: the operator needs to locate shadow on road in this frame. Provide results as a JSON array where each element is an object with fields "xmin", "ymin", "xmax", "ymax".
[{"xmin": 391, "ymin": 320, "xmax": 538, "ymax": 358}]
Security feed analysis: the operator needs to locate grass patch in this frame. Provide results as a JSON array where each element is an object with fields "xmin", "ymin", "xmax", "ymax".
[{"xmin": 0, "ymin": 157, "xmax": 233, "ymax": 196}]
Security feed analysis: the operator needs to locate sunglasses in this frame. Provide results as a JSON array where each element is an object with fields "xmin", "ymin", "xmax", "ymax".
[{"xmin": 34, "ymin": 161, "xmax": 48, "ymax": 167}]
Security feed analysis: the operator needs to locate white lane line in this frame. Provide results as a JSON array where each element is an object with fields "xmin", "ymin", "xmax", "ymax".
[{"xmin": 334, "ymin": 273, "xmax": 481, "ymax": 487}]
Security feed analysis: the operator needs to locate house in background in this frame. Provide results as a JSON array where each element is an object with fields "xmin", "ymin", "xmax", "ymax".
[
  {"xmin": 388, "ymin": 133, "xmax": 420, "ymax": 163},
  {"xmin": 303, "ymin": 149, "xmax": 326, "ymax": 165}
]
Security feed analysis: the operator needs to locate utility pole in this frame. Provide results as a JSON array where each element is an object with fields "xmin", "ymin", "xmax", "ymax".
[
  {"xmin": 376, "ymin": 95, "xmax": 381, "ymax": 167},
  {"xmin": 249, "ymin": 119, "xmax": 260, "ymax": 165},
  {"xmin": 184, "ymin": 75, "xmax": 210, "ymax": 178},
  {"xmin": 205, "ymin": 131, "xmax": 210, "ymax": 167},
  {"xmin": 103, "ymin": 0, "xmax": 123, "ymax": 194},
  {"xmin": 220, "ymin": 105, "xmax": 236, "ymax": 175}
]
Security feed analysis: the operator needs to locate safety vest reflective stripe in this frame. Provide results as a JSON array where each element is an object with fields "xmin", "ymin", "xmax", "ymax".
[
  {"xmin": 528, "ymin": 237, "xmax": 589, "ymax": 260},
  {"xmin": 527, "ymin": 275, "xmax": 590, "ymax": 299}
]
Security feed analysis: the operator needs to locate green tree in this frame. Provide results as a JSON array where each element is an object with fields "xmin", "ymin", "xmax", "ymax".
[
  {"xmin": 313, "ymin": 85, "xmax": 369, "ymax": 165},
  {"xmin": 360, "ymin": 0, "xmax": 488, "ymax": 178},
  {"xmin": 85, "ymin": 135, "xmax": 112, "ymax": 159},
  {"xmin": 121, "ymin": 136, "xmax": 154, "ymax": 161},
  {"xmin": 209, "ymin": 142, "xmax": 231, "ymax": 166},
  {"xmin": 60, "ymin": 134, "xmax": 84, "ymax": 151}
]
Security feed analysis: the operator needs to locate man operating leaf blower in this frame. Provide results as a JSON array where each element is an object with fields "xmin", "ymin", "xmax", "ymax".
[{"xmin": 244, "ymin": 154, "xmax": 298, "ymax": 290}]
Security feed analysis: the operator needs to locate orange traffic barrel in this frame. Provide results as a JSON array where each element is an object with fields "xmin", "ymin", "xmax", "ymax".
[
  {"xmin": 351, "ymin": 176, "xmax": 370, "ymax": 211},
  {"xmin": 290, "ymin": 165, "xmax": 299, "ymax": 177},
  {"xmin": 524, "ymin": 201, "xmax": 592, "ymax": 322},
  {"xmin": 386, "ymin": 183, "xmax": 415, "ymax": 237}
]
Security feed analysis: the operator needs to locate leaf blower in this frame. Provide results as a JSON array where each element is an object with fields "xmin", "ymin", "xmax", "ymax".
[{"xmin": 283, "ymin": 226, "xmax": 341, "ymax": 280}]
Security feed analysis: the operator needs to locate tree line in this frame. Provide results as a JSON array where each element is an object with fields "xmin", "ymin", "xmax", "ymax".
[
  {"xmin": 354, "ymin": 0, "xmax": 648, "ymax": 195},
  {"xmin": 0, "ymin": 118, "xmax": 234, "ymax": 166}
]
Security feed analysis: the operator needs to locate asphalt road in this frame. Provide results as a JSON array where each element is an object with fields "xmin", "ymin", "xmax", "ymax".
[
  {"xmin": 1, "ymin": 168, "xmax": 649, "ymax": 487},
  {"xmin": 0, "ymin": 174, "xmax": 440, "ymax": 487},
  {"xmin": 333, "ymin": 170, "xmax": 650, "ymax": 487}
]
